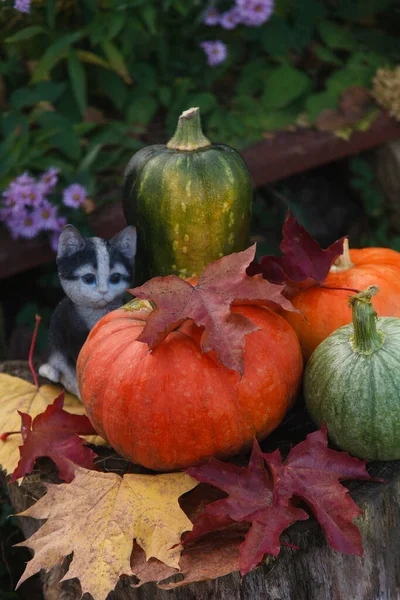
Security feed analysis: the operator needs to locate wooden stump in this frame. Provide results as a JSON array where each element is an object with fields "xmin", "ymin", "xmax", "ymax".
[{"xmin": 1, "ymin": 361, "xmax": 400, "ymax": 600}]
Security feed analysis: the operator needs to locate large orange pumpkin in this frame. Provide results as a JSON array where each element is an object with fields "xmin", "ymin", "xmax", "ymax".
[
  {"xmin": 284, "ymin": 245, "xmax": 400, "ymax": 361},
  {"xmin": 77, "ymin": 300, "xmax": 303, "ymax": 471}
]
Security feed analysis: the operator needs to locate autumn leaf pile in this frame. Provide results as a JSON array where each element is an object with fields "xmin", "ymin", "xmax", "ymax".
[{"xmin": 0, "ymin": 215, "xmax": 384, "ymax": 600}]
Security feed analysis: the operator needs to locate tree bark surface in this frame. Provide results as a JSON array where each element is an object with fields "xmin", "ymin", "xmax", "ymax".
[{"xmin": 1, "ymin": 361, "xmax": 399, "ymax": 600}]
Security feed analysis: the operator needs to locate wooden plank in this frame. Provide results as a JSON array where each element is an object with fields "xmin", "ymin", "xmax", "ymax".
[{"xmin": 1, "ymin": 111, "xmax": 400, "ymax": 280}]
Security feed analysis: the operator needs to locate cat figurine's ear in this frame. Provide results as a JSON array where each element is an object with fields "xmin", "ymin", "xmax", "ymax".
[
  {"xmin": 57, "ymin": 224, "xmax": 85, "ymax": 259},
  {"xmin": 110, "ymin": 226, "xmax": 137, "ymax": 263}
]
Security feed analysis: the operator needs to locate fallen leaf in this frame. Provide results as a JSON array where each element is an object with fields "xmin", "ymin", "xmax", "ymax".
[
  {"xmin": 130, "ymin": 245, "xmax": 295, "ymax": 374},
  {"xmin": 16, "ymin": 466, "xmax": 198, "ymax": 600},
  {"xmin": 0, "ymin": 373, "xmax": 105, "ymax": 476},
  {"xmin": 185, "ymin": 441, "xmax": 308, "ymax": 574},
  {"xmin": 10, "ymin": 392, "xmax": 98, "ymax": 483},
  {"xmin": 184, "ymin": 427, "xmax": 381, "ymax": 574},
  {"xmin": 263, "ymin": 425, "xmax": 378, "ymax": 556},
  {"xmin": 247, "ymin": 213, "xmax": 344, "ymax": 295},
  {"xmin": 131, "ymin": 524, "xmax": 248, "ymax": 589},
  {"xmin": 315, "ymin": 108, "xmax": 349, "ymax": 131},
  {"xmin": 339, "ymin": 86, "xmax": 371, "ymax": 120}
]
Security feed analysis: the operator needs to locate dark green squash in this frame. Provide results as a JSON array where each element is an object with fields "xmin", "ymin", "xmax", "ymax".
[
  {"xmin": 122, "ymin": 107, "xmax": 253, "ymax": 283},
  {"xmin": 304, "ymin": 285, "xmax": 400, "ymax": 460}
]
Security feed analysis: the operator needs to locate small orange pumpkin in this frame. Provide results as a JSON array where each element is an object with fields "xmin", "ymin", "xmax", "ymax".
[
  {"xmin": 77, "ymin": 301, "xmax": 303, "ymax": 471},
  {"xmin": 284, "ymin": 243, "xmax": 400, "ymax": 361}
]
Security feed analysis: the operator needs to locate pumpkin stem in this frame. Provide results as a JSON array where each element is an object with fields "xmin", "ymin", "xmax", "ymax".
[
  {"xmin": 330, "ymin": 238, "xmax": 354, "ymax": 272},
  {"xmin": 349, "ymin": 286, "xmax": 385, "ymax": 355},
  {"xmin": 167, "ymin": 107, "xmax": 212, "ymax": 151}
]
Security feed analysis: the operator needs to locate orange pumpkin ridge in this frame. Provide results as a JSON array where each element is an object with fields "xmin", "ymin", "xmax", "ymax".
[{"xmin": 77, "ymin": 304, "xmax": 303, "ymax": 471}]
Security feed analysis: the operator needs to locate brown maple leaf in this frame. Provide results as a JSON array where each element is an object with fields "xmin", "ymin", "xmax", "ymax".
[{"xmin": 130, "ymin": 244, "xmax": 295, "ymax": 374}]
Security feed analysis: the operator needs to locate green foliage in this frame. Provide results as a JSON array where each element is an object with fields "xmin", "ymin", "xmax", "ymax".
[{"xmin": 0, "ymin": 0, "xmax": 398, "ymax": 199}]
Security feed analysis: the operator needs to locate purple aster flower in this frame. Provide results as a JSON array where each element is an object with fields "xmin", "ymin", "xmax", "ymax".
[
  {"xmin": 200, "ymin": 41, "xmax": 227, "ymax": 67},
  {"xmin": 62, "ymin": 183, "xmax": 87, "ymax": 208},
  {"xmin": 220, "ymin": 7, "xmax": 242, "ymax": 29},
  {"xmin": 36, "ymin": 199, "xmax": 59, "ymax": 231},
  {"xmin": 7, "ymin": 208, "xmax": 43, "ymax": 239},
  {"xmin": 39, "ymin": 167, "xmax": 60, "ymax": 195},
  {"xmin": 236, "ymin": 0, "xmax": 274, "ymax": 26},
  {"xmin": 14, "ymin": 0, "xmax": 31, "ymax": 12},
  {"xmin": 15, "ymin": 172, "xmax": 35, "ymax": 186},
  {"xmin": 204, "ymin": 6, "xmax": 220, "ymax": 26}
]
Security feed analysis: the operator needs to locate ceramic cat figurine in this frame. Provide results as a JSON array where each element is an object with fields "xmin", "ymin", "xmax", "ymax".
[{"xmin": 39, "ymin": 224, "xmax": 137, "ymax": 398}]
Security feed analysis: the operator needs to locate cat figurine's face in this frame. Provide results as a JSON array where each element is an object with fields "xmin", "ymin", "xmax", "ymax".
[{"xmin": 56, "ymin": 225, "xmax": 137, "ymax": 308}]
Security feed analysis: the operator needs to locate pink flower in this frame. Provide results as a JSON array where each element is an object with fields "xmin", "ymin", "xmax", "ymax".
[
  {"xmin": 7, "ymin": 208, "xmax": 42, "ymax": 239},
  {"xmin": 200, "ymin": 41, "xmax": 227, "ymax": 67},
  {"xmin": 62, "ymin": 183, "xmax": 87, "ymax": 208},
  {"xmin": 204, "ymin": 6, "xmax": 220, "ymax": 26}
]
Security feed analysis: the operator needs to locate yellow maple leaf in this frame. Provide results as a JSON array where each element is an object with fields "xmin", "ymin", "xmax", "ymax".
[
  {"xmin": 16, "ymin": 466, "xmax": 198, "ymax": 600},
  {"xmin": 0, "ymin": 373, "xmax": 106, "ymax": 476}
]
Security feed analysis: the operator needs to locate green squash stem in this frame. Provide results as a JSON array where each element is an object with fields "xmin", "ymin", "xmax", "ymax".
[
  {"xmin": 349, "ymin": 285, "xmax": 385, "ymax": 355},
  {"xmin": 330, "ymin": 238, "xmax": 354, "ymax": 272},
  {"xmin": 167, "ymin": 107, "xmax": 211, "ymax": 151}
]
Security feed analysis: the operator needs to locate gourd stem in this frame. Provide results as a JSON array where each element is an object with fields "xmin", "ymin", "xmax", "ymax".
[
  {"xmin": 167, "ymin": 107, "xmax": 211, "ymax": 151},
  {"xmin": 330, "ymin": 238, "xmax": 354, "ymax": 272},
  {"xmin": 349, "ymin": 286, "xmax": 385, "ymax": 355}
]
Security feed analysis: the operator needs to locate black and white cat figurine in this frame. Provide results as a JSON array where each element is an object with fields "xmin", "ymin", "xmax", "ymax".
[{"xmin": 39, "ymin": 224, "xmax": 137, "ymax": 398}]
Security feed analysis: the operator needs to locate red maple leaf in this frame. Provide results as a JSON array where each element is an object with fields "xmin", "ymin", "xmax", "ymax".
[
  {"xmin": 130, "ymin": 244, "xmax": 296, "ymax": 374},
  {"xmin": 186, "ymin": 426, "xmax": 382, "ymax": 574},
  {"xmin": 247, "ymin": 213, "xmax": 345, "ymax": 293},
  {"xmin": 262, "ymin": 425, "xmax": 379, "ymax": 556},
  {"xmin": 10, "ymin": 393, "xmax": 98, "ymax": 483},
  {"xmin": 185, "ymin": 441, "xmax": 308, "ymax": 574}
]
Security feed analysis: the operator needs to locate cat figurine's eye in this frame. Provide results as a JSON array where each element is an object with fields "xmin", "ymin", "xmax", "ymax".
[
  {"xmin": 109, "ymin": 273, "xmax": 122, "ymax": 284},
  {"xmin": 82, "ymin": 273, "xmax": 96, "ymax": 285}
]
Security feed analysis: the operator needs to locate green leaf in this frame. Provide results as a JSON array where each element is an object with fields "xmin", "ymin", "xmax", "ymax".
[
  {"xmin": 31, "ymin": 31, "xmax": 85, "ymax": 84},
  {"xmin": 98, "ymin": 70, "xmax": 128, "ymax": 111},
  {"xmin": 67, "ymin": 50, "xmax": 88, "ymax": 117},
  {"xmin": 101, "ymin": 40, "xmax": 132, "ymax": 83},
  {"xmin": 305, "ymin": 91, "xmax": 339, "ymax": 121},
  {"xmin": 336, "ymin": 0, "xmax": 395, "ymax": 21},
  {"xmin": 46, "ymin": 0, "xmax": 57, "ymax": 29},
  {"xmin": 76, "ymin": 50, "xmax": 111, "ymax": 70},
  {"xmin": 158, "ymin": 86, "xmax": 172, "ymax": 107},
  {"xmin": 186, "ymin": 92, "xmax": 217, "ymax": 114},
  {"xmin": 305, "ymin": 90, "xmax": 340, "ymax": 121},
  {"xmin": 79, "ymin": 144, "xmax": 103, "ymax": 172},
  {"xmin": 314, "ymin": 45, "xmax": 343, "ymax": 66},
  {"xmin": 318, "ymin": 20, "xmax": 356, "ymax": 51},
  {"xmin": 5, "ymin": 26, "xmax": 48, "ymax": 43},
  {"xmin": 127, "ymin": 96, "xmax": 158, "ymax": 126},
  {"xmin": 131, "ymin": 63, "xmax": 157, "ymax": 93},
  {"xmin": 260, "ymin": 15, "xmax": 293, "ymax": 56},
  {"xmin": 37, "ymin": 112, "xmax": 81, "ymax": 160},
  {"xmin": 263, "ymin": 65, "xmax": 312, "ymax": 109},
  {"xmin": 140, "ymin": 4, "xmax": 157, "ymax": 34}
]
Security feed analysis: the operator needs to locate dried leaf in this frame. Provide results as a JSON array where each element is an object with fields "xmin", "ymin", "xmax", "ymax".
[
  {"xmin": 263, "ymin": 425, "xmax": 378, "ymax": 556},
  {"xmin": 131, "ymin": 245, "xmax": 295, "ymax": 374},
  {"xmin": 185, "ymin": 442, "xmax": 307, "ymax": 574},
  {"xmin": 16, "ymin": 466, "xmax": 198, "ymax": 600},
  {"xmin": 0, "ymin": 374, "xmax": 106, "ymax": 476},
  {"xmin": 10, "ymin": 392, "xmax": 98, "ymax": 483},
  {"xmin": 247, "ymin": 214, "xmax": 345, "ymax": 295}
]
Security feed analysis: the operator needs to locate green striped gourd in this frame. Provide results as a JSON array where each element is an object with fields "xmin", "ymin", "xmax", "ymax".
[
  {"xmin": 304, "ymin": 285, "xmax": 400, "ymax": 460},
  {"xmin": 122, "ymin": 107, "xmax": 253, "ymax": 283}
]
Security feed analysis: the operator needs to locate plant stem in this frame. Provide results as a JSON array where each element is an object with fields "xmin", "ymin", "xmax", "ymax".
[
  {"xmin": 330, "ymin": 238, "xmax": 354, "ymax": 272},
  {"xmin": 349, "ymin": 286, "xmax": 385, "ymax": 355},
  {"xmin": 167, "ymin": 107, "xmax": 211, "ymax": 151}
]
